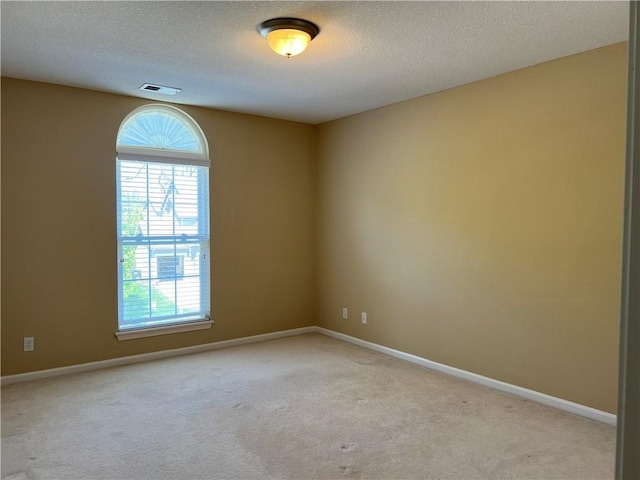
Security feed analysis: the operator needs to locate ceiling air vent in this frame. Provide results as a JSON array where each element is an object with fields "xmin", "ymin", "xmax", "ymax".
[{"xmin": 139, "ymin": 83, "xmax": 181, "ymax": 95}]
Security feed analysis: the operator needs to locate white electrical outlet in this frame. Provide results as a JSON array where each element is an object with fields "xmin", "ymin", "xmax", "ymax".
[
  {"xmin": 342, "ymin": 307, "xmax": 348, "ymax": 319},
  {"xmin": 361, "ymin": 312, "xmax": 367, "ymax": 324},
  {"xmin": 24, "ymin": 337, "xmax": 34, "ymax": 352}
]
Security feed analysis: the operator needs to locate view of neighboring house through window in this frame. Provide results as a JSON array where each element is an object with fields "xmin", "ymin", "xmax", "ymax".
[{"xmin": 116, "ymin": 105, "xmax": 210, "ymax": 331}]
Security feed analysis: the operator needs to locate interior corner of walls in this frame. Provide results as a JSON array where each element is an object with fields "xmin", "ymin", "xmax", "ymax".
[{"xmin": 311, "ymin": 43, "xmax": 626, "ymax": 416}]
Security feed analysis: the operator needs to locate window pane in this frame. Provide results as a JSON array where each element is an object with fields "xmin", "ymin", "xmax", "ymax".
[
  {"xmin": 122, "ymin": 278, "xmax": 151, "ymax": 324},
  {"xmin": 175, "ymin": 244, "xmax": 204, "ymax": 315},
  {"xmin": 118, "ymin": 109, "xmax": 202, "ymax": 153}
]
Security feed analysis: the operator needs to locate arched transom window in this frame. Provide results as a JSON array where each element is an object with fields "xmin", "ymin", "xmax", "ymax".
[{"xmin": 115, "ymin": 105, "xmax": 211, "ymax": 337}]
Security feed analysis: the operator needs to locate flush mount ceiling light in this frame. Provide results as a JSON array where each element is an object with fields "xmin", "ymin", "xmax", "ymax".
[{"xmin": 258, "ymin": 18, "xmax": 319, "ymax": 58}]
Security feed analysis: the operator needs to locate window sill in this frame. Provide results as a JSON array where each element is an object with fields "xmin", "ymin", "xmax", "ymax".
[{"xmin": 115, "ymin": 319, "xmax": 213, "ymax": 341}]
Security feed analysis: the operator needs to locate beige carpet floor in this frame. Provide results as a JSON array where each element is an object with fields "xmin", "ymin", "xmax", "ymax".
[{"xmin": 1, "ymin": 333, "xmax": 615, "ymax": 480}]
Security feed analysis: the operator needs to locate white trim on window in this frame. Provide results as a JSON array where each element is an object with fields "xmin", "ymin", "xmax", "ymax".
[
  {"xmin": 115, "ymin": 104, "xmax": 211, "ymax": 337},
  {"xmin": 115, "ymin": 319, "xmax": 213, "ymax": 341},
  {"xmin": 117, "ymin": 146, "xmax": 209, "ymax": 166}
]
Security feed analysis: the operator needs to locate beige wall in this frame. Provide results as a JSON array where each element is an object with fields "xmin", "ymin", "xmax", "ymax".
[
  {"xmin": 316, "ymin": 43, "xmax": 627, "ymax": 413},
  {"xmin": 1, "ymin": 78, "xmax": 316, "ymax": 375}
]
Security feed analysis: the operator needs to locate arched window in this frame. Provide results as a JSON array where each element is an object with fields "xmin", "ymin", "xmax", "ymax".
[{"xmin": 115, "ymin": 105, "xmax": 211, "ymax": 337}]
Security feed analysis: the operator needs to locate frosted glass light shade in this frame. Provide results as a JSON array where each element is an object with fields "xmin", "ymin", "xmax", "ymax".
[
  {"xmin": 258, "ymin": 18, "xmax": 319, "ymax": 58},
  {"xmin": 266, "ymin": 29, "xmax": 311, "ymax": 57}
]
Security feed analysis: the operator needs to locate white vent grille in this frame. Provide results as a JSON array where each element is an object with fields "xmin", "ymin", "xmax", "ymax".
[{"xmin": 139, "ymin": 83, "xmax": 181, "ymax": 95}]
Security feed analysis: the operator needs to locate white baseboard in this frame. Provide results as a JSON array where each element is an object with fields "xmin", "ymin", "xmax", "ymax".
[
  {"xmin": 315, "ymin": 327, "xmax": 617, "ymax": 426},
  {"xmin": 0, "ymin": 326, "xmax": 316, "ymax": 386},
  {"xmin": 1, "ymin": 324, "xmax": 617, "ymax": 426}
]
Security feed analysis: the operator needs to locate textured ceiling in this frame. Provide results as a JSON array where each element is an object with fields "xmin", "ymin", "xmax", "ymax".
[{"xmin": 0, "ymin": 1, "xmax": 629, "ymax": 125}]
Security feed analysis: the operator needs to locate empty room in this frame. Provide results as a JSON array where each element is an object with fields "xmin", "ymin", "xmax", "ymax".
[{"xmin": 2, "ymin": 1, "xmax": 638, "ymax": 479}]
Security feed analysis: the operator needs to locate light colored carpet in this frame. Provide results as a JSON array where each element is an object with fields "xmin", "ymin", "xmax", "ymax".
[{"xmin": 2, "ymin": 333, "xmax": 615, "ymax": 480}]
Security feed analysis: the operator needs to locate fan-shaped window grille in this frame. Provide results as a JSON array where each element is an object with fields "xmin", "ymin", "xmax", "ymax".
[
  {"xmin": 117, "ymin": 104, "xmax": 209, "ymax": 167},
  {"xmin": 115, "ymin": 105, "xmax": 211, "ymax": 336}
]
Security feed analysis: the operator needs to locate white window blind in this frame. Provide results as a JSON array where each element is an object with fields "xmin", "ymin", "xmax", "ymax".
[{"xmin": 116, "ymin": 105, "xmax": 210, "ymax": 331}]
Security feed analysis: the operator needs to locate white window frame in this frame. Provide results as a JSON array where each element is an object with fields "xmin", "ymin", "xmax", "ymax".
[{"xmin": 115, "ymin": 104, "xmax": 212, "ymax": 340}]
